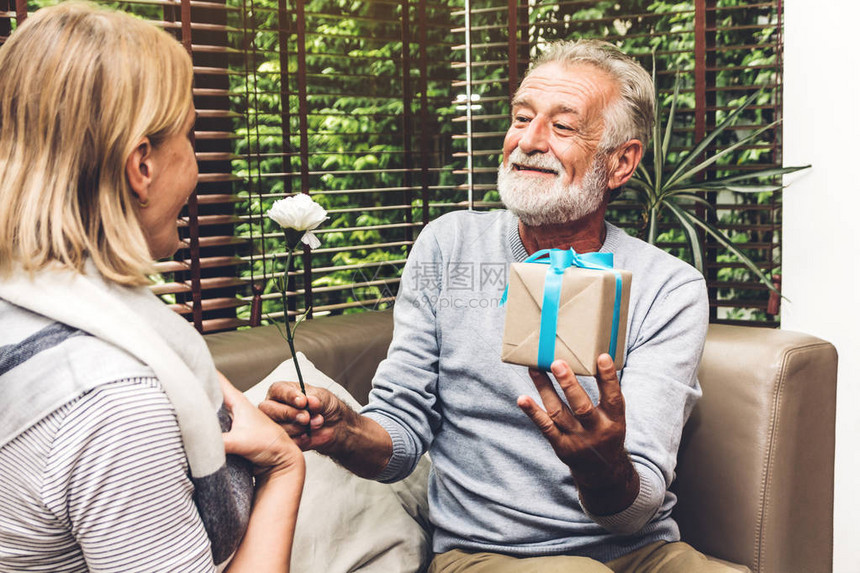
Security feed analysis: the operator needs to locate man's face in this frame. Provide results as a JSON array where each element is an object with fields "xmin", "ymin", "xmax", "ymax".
[{"xmin": 499, "ymin": 62, "xmax": 618, "ymax": 225}]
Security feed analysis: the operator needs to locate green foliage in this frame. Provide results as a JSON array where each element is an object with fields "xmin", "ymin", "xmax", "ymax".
[
  {"xmin": 451, "ymin": 0, "xmax": 790, "ymax": 322},
  {"xmin": 228, "ymin": 0, "xmax": 457, "ymax": 319},
  {"xmin": 9, "ymin": 0, "xmax": 789, "ymax": 324},
  {"xmin": 223, "ymin": 0, "xmax": 789, "ymax": 323},
  {"xmin": 614, "ymin": 67, "xmax": 809, "ymax": 293}
]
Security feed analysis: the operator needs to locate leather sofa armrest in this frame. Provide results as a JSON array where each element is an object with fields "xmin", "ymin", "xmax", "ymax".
[{"xmin": 672, "ymin": 324, "xmax": 837, "ymax": 573}]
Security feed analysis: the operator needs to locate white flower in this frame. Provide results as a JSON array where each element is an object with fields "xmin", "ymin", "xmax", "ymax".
[{"xmin": 266, "ymin": 194, "xmax": 328, "ymax": 249}]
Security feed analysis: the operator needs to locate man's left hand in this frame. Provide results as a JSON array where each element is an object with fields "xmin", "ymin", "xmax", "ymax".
[{"xmin": 517, "ymin": 354, "xmax": 639, "ymax": 514}]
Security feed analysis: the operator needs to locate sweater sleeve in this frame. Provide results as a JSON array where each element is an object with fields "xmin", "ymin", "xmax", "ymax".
[
  {"xmin": 43, "ymin": 378, "xmax": 216, "ymax": 572},
  {"xmin": 580, "ymin": 278, "xmax": 709, "ymax": 534},
  {"xmin": 361, "ymin": 224, "xmax": 444, "ymax": 483}
]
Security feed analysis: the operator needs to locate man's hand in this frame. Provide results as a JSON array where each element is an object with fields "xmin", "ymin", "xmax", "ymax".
[
  {"xmin": 259, "ymin": 382, "xmax": 345, "ymax": 453},
  {"xmin": 517, "ymin": 354, "xmax": 639, "ymax": 515},
  {"xmin": 260, "ymin": 381, "xmax": 393, "ymax": 479}
]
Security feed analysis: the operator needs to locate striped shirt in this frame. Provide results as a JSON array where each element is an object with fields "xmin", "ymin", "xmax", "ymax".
[{"xmin": 0, "ymin": 377, "xmax": 216, "ymax": 572}]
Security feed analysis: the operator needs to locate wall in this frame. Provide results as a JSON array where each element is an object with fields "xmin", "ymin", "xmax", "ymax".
[{"xmin": 782, "ymin": 3, "xmax": 860, "ymax": 571}]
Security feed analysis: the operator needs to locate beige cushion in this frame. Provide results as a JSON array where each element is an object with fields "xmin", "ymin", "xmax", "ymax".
[{"xmin": 245, "ymin": 352, "xmax": 432, "ymax": 573}]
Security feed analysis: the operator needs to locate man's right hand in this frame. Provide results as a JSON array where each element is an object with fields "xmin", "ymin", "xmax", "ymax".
[
  {"xmin": 259, "ymin": 382, "xmax": 394, "ymax": 479},
  {"xmin": 259, "ymin": 382, "xmax": 346, "ymax": 453}
]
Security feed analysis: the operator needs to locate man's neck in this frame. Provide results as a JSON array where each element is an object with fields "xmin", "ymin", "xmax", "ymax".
[{"xmin": 518, "ymin": 209, "xmax": 607, "ymax": 255}]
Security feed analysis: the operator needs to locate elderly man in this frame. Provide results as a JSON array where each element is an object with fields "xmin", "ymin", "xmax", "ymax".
[{"xmin": 263, "ymin": 40, "xmax": 737, "ymax": 573}]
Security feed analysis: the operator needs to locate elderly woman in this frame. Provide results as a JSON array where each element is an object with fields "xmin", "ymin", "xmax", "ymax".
[{"xmin": 0, "ymin": 3, "xmax": 303, "ymax": 571}]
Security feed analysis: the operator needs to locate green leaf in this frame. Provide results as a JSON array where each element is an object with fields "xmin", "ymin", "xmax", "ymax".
[
  {"xmin": 650, "ymin": 58, "xmax": 664, "ymax": 193},
  {"xmin": 632, "ymin": 163, "xmax": 654, "ymax": 188},
  {"xmin": 666, "ymin": 192, "xmax": 717, "ymax": 214},
  {"xmin": 289, "ymin": 305, "xmax": 312, "ymax": 338},
  {"xmin": 663, "ymin": 201, "xmax": 705, "ymax": 273},
  {"xmin": 663, "ymin": 88, "xmax": 763, "ymax": 189},
  {"xmin": 662, "ymin": 71, "xmax": 681, "ymax": 160},
  {"xmin": 717, "ymin": 184, "xmax": 784, "ymax": 193},
  {"xmin": 695, "ymin": 165, "xmax": 811, "ymax": 187},
  {"xmin": 668, "ymin": 120, "xmax": 782, "ymax": 188},
  {"xmin": 680, "ymin": 211, "xmax": 778, "ymax": 292},
  {"xmin": 646, "ymin": 204, "xmax": 660, "ymax": 245}
]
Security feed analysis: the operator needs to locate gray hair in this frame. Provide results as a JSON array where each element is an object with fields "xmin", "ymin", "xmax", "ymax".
[{"xmin": 528, "ymin": 39, "xmax": 655, "ymax": 151}]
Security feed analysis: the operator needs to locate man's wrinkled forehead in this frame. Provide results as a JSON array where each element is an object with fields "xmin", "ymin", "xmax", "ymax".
[
  {"xmin": 513, "ymin": 61, "xmax": 620, "ymax": 96},
  {"xmin": 512, "ymin": 62, "xmax": 618, "ymax": 118},
  {"xmin": 510, "ymin": 91, "xmax": 581, "ymax": 117}
]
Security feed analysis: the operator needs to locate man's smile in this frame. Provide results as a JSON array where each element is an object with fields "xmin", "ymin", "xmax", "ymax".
[{"xmin": 513, "ymin": 163, "xmax": 558, "ymax": 175}]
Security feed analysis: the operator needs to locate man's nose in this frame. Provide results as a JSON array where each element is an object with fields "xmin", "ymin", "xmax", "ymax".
[{"xmin": 517, "ymin": 119, "xmax": 550, "ymax": 154}]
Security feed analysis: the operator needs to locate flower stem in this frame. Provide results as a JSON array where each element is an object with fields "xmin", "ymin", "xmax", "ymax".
[
  {"xmin": 286, "ymin": 331, "xmax": 306, "ymax": 395},
  {"xmin": 282, "ymin": 238, "xmax": 307, "ymax": 396}
]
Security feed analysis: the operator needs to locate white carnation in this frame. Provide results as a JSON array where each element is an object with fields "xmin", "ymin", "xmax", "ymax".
[{"xmin": 267, "ymin": 194, "xmax": 328, "ymax": 249}]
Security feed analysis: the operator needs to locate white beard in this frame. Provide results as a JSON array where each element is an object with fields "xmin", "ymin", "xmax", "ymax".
[{"xmin": 497, "ymin": 148, "xmax": 609, "ymax": 226}]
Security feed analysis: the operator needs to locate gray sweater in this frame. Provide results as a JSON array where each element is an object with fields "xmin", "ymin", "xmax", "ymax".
[{"xmin": 362, "ymin": 210, "xmax": 709, "ymax": 561}]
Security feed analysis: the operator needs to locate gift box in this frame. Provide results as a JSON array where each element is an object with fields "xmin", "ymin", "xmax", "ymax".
[{"xmin": 501, "ymin": 249, "xmax": 632, "ymax": 376}]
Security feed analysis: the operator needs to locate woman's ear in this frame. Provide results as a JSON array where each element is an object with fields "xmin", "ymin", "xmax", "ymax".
[
  {"xmin": 607, "ymin": 139, "xmax": 644, "ymax": 190},
  {"xmin": 125, "ymin": 138, "xmax": 154, "ymax": 204}
]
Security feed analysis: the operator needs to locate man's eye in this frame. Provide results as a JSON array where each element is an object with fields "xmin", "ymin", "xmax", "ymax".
[
  {"xmin": 514, "ymin": 115, "xmax": 530, "ymax": 123},
  {"xmin": 554, "ymin": 123, "xmax": 573, "ymax": 131}
]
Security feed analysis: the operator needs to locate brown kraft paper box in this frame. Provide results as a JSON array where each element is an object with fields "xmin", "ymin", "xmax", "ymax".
[{"xmin": 501, "ymin": 263, "xmax": 632, "ymax": 376}]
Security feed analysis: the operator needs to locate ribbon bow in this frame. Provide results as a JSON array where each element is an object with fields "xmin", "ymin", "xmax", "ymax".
[{"xmin": 501, "ymin": 248, "xmax": 623, "ymax": 371}]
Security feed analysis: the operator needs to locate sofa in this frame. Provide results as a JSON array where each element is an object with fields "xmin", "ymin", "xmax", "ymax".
[{"xmin": 205, "ymin": 310, "xmax": 837, "ymax": 573}]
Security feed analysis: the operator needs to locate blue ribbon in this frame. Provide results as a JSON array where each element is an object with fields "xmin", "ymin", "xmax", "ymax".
[{"xmin": 501, "ymin": 248, "xmax": 623, "ymax": 371}]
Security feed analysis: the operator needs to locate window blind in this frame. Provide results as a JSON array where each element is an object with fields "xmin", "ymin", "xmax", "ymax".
[
  {"xmin": 1, "ymin": 0, "xmax": 459, "ymax": 332},
  {"xmin": 2, "ymin": 0, "xmax": 783, "ymax": 329},
  {"xmin": 450, "ymin": 0, "xmax": 784, "ymax": 325},
  {"xmin": 231, "ymin": 0, "xmax": 457, "ymax": 324}
]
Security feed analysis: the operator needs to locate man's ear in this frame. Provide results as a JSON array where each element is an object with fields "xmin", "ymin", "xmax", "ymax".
[
  {"xmin": 607, "ymin": 139, "xmax": 643, "ymax": 190},
  {"xmin": 125, "ymin": 138, "xmax": 154, "ymax": 204}
]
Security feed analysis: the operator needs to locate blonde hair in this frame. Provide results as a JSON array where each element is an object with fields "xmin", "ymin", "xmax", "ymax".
[{"xmin": 0, "ymin": 2, "xmax": 193, "ymax": 285}]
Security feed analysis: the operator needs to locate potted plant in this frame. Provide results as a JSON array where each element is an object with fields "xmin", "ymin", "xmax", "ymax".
[{"xmin": 612, "ymin": 70, "xmax": 810, "ymax": 293}]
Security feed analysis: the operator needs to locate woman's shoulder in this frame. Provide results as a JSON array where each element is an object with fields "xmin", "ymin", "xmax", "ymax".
[
  {"xmin": 4, "ymin": 377, "xmax": 175, "ymax": 458},
  {"xmin": 0, "ymin": 377, "xmax": 180, "ymax": 518},
  {"xmin": 0, "ymin": 300, "xmax": 159, "ymax": 447},
  {"xmin": 48, "ymin": 377, "xmax": 181, "ymax": 457},
  {"xmin": 0, "ymin": 377, "xmax": 211, "ymax": 572}
]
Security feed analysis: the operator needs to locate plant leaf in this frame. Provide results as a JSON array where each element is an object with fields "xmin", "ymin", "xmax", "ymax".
[
  {"xmin": 646, "ymin": 203, "xmax": 660, "ymax": 245},
  {"xmin": 625, "ymin": 175, "xmax": 656, "ymax": 206},
  {"xmin": 663, "ymin": 200, "xmax": 706, "ymax": 273},
  {"xmin": 668, "ymin": 119, "xmax": 781, "ymax": 188},
  {"xmin": 719, "ymin": 184, "xmax": 784, "ymax": 193},
  {"xmin": 633, "ymin": 164, "xmax": 653, "ymax": 187},
  {"xmin": 668, "ymin": 184, "xmax": 783, "ymax": 194},
  {"xmin": 635, "ymin": 186, "xmax": 656, "ymax": 210},
  {"xmin": 695, "ymin": 165, "xmax": 811, "ymax": 187},
  {"xmin": 662, "ymin": 71, "xmax": 681, "ymax": 159},
  {"xmin": 650, "ymin": 57, "xmax": 664, "ymax": 194},
  {"xmin": 677, "ymin": 209, "xmax": 778, "ymax": 292},
  {"xmin": 666, "ymin": 192, "xmax": 717, "ymax": 214},
  {"xmin": 663, "ymin": 88, "xmax": 763, "ymax": 189},
  {"xmin": 289, "ymin": 305, "xmax": 312, "ymax": 338}
]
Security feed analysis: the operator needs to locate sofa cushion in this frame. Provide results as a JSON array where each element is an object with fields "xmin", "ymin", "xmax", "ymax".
[{"xmin": 245, "ymin": 352, "xmax": 432, "ymax": 573}]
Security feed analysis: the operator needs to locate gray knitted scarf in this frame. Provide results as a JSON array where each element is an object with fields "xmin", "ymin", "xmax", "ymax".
[{"xmin": 0, "ymin": 263, "xmax": 253, "ymax": 566}]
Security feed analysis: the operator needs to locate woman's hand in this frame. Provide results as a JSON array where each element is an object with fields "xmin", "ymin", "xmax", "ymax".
[
  {"xmin": 219, "ymin": 374, "xmax": 305, "ymax": 573},
  {"xmin": 219, "ymin": 373, "xmax": 304, "ymax": 478}
]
